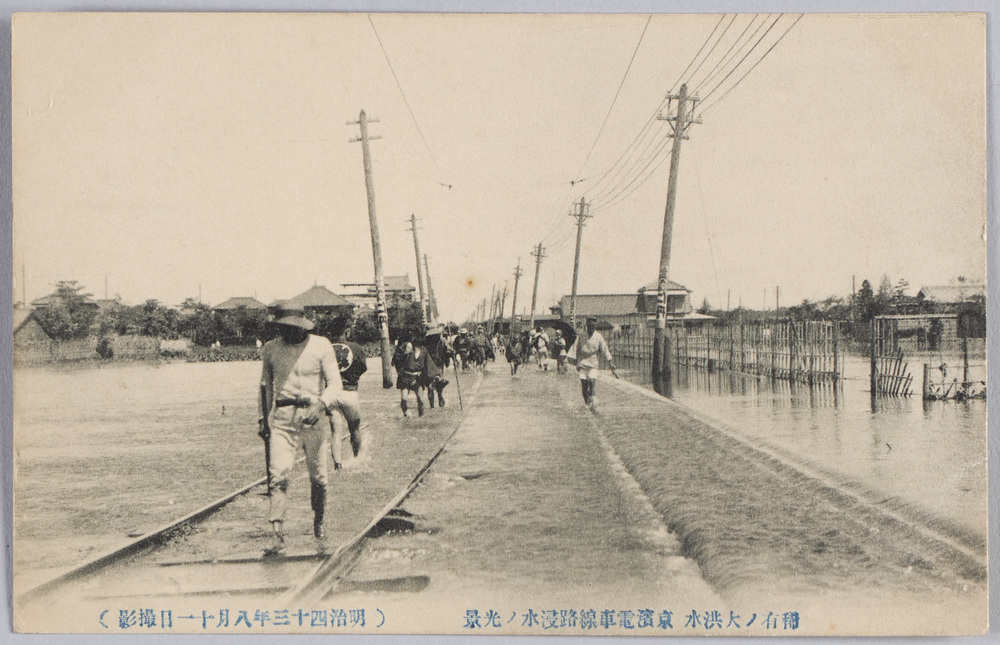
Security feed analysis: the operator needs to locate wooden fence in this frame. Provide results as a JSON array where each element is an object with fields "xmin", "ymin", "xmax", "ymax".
[
  {"xmin": 871, "ymin": 317, "xmax": 913, "ymax": 398},
  {"xmin": 605, "ymin": 320, "xmax": 843, "ymax": 384}
]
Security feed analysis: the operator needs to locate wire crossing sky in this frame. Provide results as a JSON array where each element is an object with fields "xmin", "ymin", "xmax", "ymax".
[{"xmin": 12, "ymin": 13, "xmax": 986, "ymax": 321}]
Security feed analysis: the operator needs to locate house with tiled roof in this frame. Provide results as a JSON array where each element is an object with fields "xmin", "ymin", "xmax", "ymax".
[
  {"xmin": 13, "ymin": 307, "xmax": 54, "ymax": 363},
  {"xmin": 636, "ymin": 279, "xmax": 694, "ymax": 316},
  {"xmin": 213, "ymin": 296, "xmax": 267, "ymax": 312},
  {"xmin": 916, "ymin": 283, "xmax": 986, "ymax": 304},
  {"xmin": 545, "ymin": 280, "xmax": 703, "ymax": 331},
  {"xmin": 280, "ymin": 285, "xmax": 355, "ymax": 317}
]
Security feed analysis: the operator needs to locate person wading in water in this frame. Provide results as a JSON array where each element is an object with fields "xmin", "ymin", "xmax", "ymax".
[{"xmin": 259, "ymin": 303, "xmax": 357, "ymax": 554}]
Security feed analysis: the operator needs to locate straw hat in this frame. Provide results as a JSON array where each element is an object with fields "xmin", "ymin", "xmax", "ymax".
[{"xmin": 268, "ymin": 301, "xmax": 314, "ymax": 331}]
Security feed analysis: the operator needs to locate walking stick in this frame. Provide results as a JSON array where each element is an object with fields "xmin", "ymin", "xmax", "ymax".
[
  {"xmin": 452, "ymin": 358, "xmax": 464, "ymax": 410},
  {"xmin": 259, "ymin": 383, "xmax": 272, "ymax": 494}
]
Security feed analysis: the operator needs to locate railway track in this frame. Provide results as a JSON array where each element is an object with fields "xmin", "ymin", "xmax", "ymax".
[{"xmin": 16, "ymin": 374, "xmax": 481, "ymax": 626}]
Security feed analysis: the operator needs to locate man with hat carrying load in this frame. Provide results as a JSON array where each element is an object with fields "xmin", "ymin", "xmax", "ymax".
[{"xmin": 258, "ymin": 302, "xmax": 355, "ymax": 555}]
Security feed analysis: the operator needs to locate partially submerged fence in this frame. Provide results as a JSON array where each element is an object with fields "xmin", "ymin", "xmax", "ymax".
[
  {"xmin": 920, "ymin": 337, "xmax": 987, "ymax": 401},
  {"xmin": 606, "ymin": 320, "xmax": 843, "ymax": 385},
  {"xmin": 871, "ymin": 316, "xmax": 913, "ymax": 398}
]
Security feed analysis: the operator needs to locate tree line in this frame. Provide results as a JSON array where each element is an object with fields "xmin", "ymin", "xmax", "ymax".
[
  {"xmin": 30, "ymin": 281, "xmax": 428, "ymax": 347},
  {"xmin": 694, "ymin": 275, "xmax": 985, "ymax": 341}
]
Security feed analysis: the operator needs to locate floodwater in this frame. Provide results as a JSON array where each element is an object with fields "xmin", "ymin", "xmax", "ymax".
[
  {"xmin": 13, "ymin": 360, "xmax": 264, "ymax": 588},
  {"xmin": 12, "ymin": 355, "xmax": 988, "ymax": 634},
  {"xmin": 614, "ymin": 352, "xmax": 988, "ymax": 543}
]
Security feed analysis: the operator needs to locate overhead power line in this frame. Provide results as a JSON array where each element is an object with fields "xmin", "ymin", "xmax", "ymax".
[
  {"xmin": 668, "ymin": 14, "xmax": 727, "ymax": 92},
  {"xmin": 691, "ymin": 14, "xmax": 763, "ymax": 93},
  {"xmin": 572, "ymin": 14, "xmax": 653, "ymax": 182},
  {"xmin": 683, "ymin": 14, "xmax": 737, "ymax": 89},
  {"xmin": 701, "ymin": 14, "xmax": 804, "ymax": 111},
  {"xmin": 367, "ymin": 14, "xmax": 445, "ymax": 180},
  {"xmin": 580, "ymin": 14, "xmax": 732, "ymax": 210},
  {"xmin": 698, "ymin": 14, "xmax": 784, "ymax": 104}
]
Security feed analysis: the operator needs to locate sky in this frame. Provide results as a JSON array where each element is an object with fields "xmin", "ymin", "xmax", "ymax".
[{"xmin": 12, "ymin": 12, "xmax": 986, "ymax": 321}]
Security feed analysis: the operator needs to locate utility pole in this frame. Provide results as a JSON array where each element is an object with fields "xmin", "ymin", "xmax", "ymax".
[
  {"xmin": 509, "ymin": 259, "xmax": 523, "ymax": 337},
  {"xmin": 488, "ymin": 284, "xmax": 497, "ymax": 333},
  {"xmin": 529, "ymin": 243, "xmax": 546, "ymax": 329},
  {"xmin": 776, "ymin": 286, "xmax": 780, "ymax": 317},
  {"xmin": 500, "ymin": 281, "xmax": 509, "ymax": 321},
  {"xmin": 652, "ymin": 83, "xmax": 700, "ymax": 388},
  {"xmin": 21, "ymin": 264, "xmax": 25, "ymax": 307},
  {"xmin": 424, "ymin": 254, "xmax": 439, "ymax": 322},
  {"xmin": 407, "ymin": 214, "xmax": 428, "ymax": 326},
  {"xmin": 851, "ymin": 275, "xmax": 856, "ymax": 322},
  {"xmin": 569, "ymin": 196, "xmax": 591, "ymax": 327},
  {"xmin": 350, "ymin": 108, "xmax": 394, "ymax": 388}
]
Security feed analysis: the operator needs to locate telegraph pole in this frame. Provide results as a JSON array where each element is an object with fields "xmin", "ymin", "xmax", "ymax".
[
  {"xmin": 488, "ymin": 284, "xmax": 497, "ymax": 333},
  {"xmin": 500, "ymin": 281, "xmax": 509, "ymax": 320},
  {"xmin": 509, "ymin": 259, "xmax": 523, "ymax": 337},
  {"xmin": 569, "ymin": 196, "xmax": 591, "ymax": 327},
  {"xmin": 350, "ymin": 109, "xmax": 394, "ymax": 388},
  {"xmin": 652, "ymin": 83, "xmax": 700, "ymax": 390},
  {"xmin": 424, "ymin": 254, "xmax": 439, "ymax": 322},
  {"xmin": 407, "ymin": 214, "xmax": 428, "ymax": 326},
  {"xmin": 529, "ymin": 243, "xmax": 546, "ymax": 329}
]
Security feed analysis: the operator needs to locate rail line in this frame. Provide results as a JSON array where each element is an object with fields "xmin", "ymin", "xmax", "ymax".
[{"xmin": 17, "ymin": 373, "xmax": 481, "ymax": 611}]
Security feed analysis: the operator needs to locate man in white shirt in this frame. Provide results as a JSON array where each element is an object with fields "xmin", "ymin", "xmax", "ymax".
[
  {"xmin": 259, "ymin": 303, "xmax": 354, "ymax": 554},
  {"xmin": 576, "ymin": 318, "xmax": 617, "ymax": 410}
]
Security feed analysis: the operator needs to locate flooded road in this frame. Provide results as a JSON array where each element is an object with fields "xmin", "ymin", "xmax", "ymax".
[
  {"xmin": 332, "ymin": 367, "xmax": 720, "ymax": 630},
  {"xmin": 12, "ymin": 356, "xmax": 987, "ymax": 635}
]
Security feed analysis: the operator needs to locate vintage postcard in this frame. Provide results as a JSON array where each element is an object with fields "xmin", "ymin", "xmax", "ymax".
[{"xmin": 10, "ymin": 12, "xmax": 989, "ymax": 635}]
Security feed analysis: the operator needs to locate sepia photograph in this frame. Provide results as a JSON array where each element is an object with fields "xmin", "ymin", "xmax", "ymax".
[{"xmin": 7, "ymin": 8, "xmax": 993, "ymax": 637}]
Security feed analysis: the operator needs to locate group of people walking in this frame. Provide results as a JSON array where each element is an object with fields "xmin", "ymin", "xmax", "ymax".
[
  {"xmin": 503, "ymin": 319, "xmax": 617, "ymax": 411},
  {"xmin": 256, "ymin": 301, "xmax": 617, "ymax": 557},
  {"xmin": 391, "ymin": 323, "xmax": 455, "ymax": 417}
]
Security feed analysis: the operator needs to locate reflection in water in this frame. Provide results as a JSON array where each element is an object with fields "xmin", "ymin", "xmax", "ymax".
[
  {"xmin": 613, "ymin": 353, "xmax": 986, "ymax": 539},
  {"xmin": 651, "ymin": 366, "xmax": 673, "ymax": 398},
  {"xmin": 634, "ymin": 356, "xmax": 844, "ymax": 410}
]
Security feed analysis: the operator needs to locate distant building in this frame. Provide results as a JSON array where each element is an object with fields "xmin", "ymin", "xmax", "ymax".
[
  {"xmin": 280, "ymin": 285, "xmax": 355, "ymax": 318},
  {"xmin": 31, "ymin": 291, "xmax": 99, "ymax": 310},
  {"xmin": 213, "ymin": 296, "xmax": 267, "ymax": 312},
  {"xmin": 13, "ymin": 308, "xmax": 54, "ymax": 363},
  {"xmin": 341, "ymin": 274, "xmax": 417, "ymax": 306},
  {"xmin": 550, "ymin": 294, "xmax": 643, "ymax": 328},
  {"xmin": 547, "ymin": 279, "xmax": 702, "ymax": 331},
  {"xmin": 916, "ymin": 283, "xmax": 986, "ymax": 305},
  {"xmin": 636, "ymin": 279, "xmax": 694, "ymax": 317}
]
